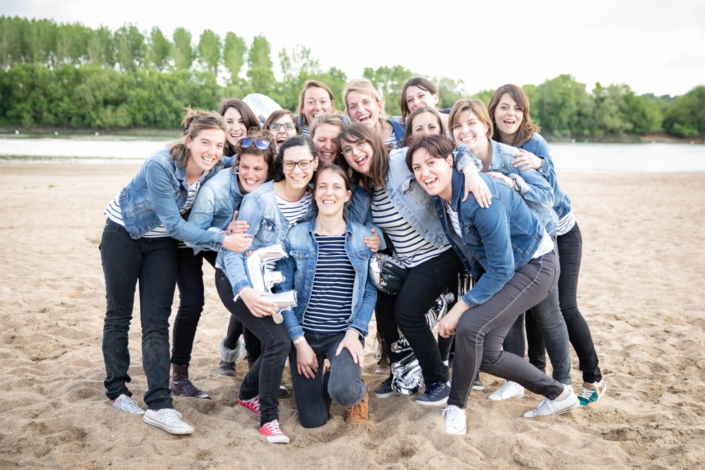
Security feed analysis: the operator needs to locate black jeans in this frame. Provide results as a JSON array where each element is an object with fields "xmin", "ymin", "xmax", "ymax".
[
  {"xmin": 215, "ymin": 269, "xmax": 290, "ymax": 426},
  {"xmin": 506, "ymin": 224, "xmax": 602, "ymax": 383},
  {"xmin": 376, "ymin": 248, "xmax": 464, "ymax": 385},
  {"xmin": 100, "ymin": 218, "xmax": 178, "ymax": 410},
  {"xmin": 289, "ymin": 331, "xmax": 367, "ymax": 428},
  {"xmin": 171, "ymin": 249, "xmax": 217, "ymax": 366},
  {"xmin": 449, "ymin": 251, "xmax": 565, "ymax": 409},
  {"xmin": 224, "ymin": 307, "xmax": 262, "ymax": 363}
]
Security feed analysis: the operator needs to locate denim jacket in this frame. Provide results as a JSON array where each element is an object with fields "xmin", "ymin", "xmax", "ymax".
[
  {"xmin": 348, "ymin": 147, "xmax": 448, "ymax": 251},
  {"xmin": 388, "ymin": 119, "xmax": 405, "ymax": 148},
  {"xmin": 519, "ymin": 133, "xmax": 572, "ymax": 220},
  {"xmin": 454, "ymin": 140, "xmax": 558, "ymax": 234},
  {"xmin": 218, "ymin": 181, "xmax": 316, "ymax": 297},
  {"xmin": 435, "ymin": 170, "xmax": 545, "ymax": 308},
  {"xmin": 117, "ymin": 148, "xmax": 230, "ymax": 250},
  {"xmin": 186, "ymin": 167, "xmax": 245, "ymax": 253},
  {"xmin": 277, "ymin": 218, "xmax": 378, "ymax": 340}
]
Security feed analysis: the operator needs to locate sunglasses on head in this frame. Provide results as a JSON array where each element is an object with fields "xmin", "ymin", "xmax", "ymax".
[{"xmin": 240, "ymin": 138, "xmax": 271, "ymax": 150}]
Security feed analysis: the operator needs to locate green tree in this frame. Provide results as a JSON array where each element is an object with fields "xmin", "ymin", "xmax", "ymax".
[
  {"xmin": 0, "ymin": 16, "xmax": 23, "ymax": 67},
  {"xmin": 533, "ymin": 74, "xmax": 592, "ymax": 136},
  {"xmin": 363, "ymin": 65, "xmax": 414, "ymax": 116},
  {"xmin": 247, "ymin": 35, "xmax": 275, "ymax": 94},
  {"xmin": 223, "ymin": 32, "xmax": 246, "ymax": 84},
  {"xmin": 436, "ymin": 77, "xmax": 466, "ymax": 110},
  {"xmin": 172, "ymin": 28, "xmax": 194, "ymax": 71},
  {"xmin": 115, "ymin": 24, "xmax": 145, "ymax": 71},
  {"xmin": 87, "ymin": 26, "xmax": 115, "ymax": 67},
  {"xmin": 197, "ymin": 29, "xmax": 221, "ymax": 75},
  {"xmin": 471, "ymin": 89, "xmax": 494, "ymax": 106},
  {"xmin": 663, "ymin": 86, "xmax": 705, "ymax": 137},
  {"xmin": 147, "ymin": 26, "xmax": 171, "ymax": 71}
]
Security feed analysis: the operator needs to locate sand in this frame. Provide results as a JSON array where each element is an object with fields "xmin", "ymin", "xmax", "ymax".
[{"xmin": 0, "ymin": 164, "xmax": 704, "ymax": 469}]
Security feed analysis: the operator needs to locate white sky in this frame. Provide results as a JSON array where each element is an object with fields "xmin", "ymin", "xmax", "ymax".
[{"xmin": 2, "ymin": 0, "xmax": 704, "ymax": 97}]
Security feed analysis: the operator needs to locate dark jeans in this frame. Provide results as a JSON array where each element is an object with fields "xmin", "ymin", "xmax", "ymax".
[
  {"xmin": 502, "ymin": 235, "xmax": 572, "ymax": 385},
  {"xmin": 171, "ymin": 249, "xmax": 217, "ymax": 366},
  {"xmin": 506, "ymin": 224, "xmax": 602, "ymax": 383},
  {"xmin": 289, "ymin": 331, "xmax": 367, "ymax": 428},
  {"xmin": 449, "ymin": 251, "xmax": 565, "ymax": 409},
  {"xmin": 215, "ymin": 269, "xmax": 290, "ymax": 426},
  {"xmin": 225, "ymin": 307, "xmax": 262, "ymax": 363},
  {"xmin": 100, "ymin": 218, "xmax": 178, "ymax": 410},
  {"xmin": 376, "ymin": 248, "xmax": 464, "ymax": 385}
]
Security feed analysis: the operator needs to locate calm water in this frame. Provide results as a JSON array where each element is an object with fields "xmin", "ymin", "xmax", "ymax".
[{"xmin": 1, "ymin": 135, "xmax": 704, "ymax": 172}]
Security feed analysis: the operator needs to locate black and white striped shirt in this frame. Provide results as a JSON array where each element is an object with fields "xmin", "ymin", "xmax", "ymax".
[
  {"xmin": 371, "ymin": 187, "xmax": 450, "ymax": 268},
  {"xmin": 276, "ymin": 191, "xmax": 313, "ymax": 225},
  {"xmin": 556, "ymin": 211, "xmax": 576, "ymax": 236},
  {"xmin": 104, "ymin": 171, "xmax": 209, "ymax": 245},
  {"xmin": 302, "ymin": 234, "xmax": 361, "ymax": 335}
]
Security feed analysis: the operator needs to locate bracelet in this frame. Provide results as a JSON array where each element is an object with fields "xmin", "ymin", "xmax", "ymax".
[{"xmin": 293, "ymin": 336, "xmax": 306, "ymax": 346}]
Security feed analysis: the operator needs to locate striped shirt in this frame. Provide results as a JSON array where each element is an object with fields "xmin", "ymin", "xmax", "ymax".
[
  {"xmin": 444, "ymin": 200, "xmax": 463, "ymax": 238},
  {"xmin": 383, "ymin": 130, "xmax": 398, "ymax": 150},
  {"xmin": 265, "ymin": 191, "xmax": 313, "ymax": 271},
  {"xmin": 301, "ymin": 235, "xmax": 361, "ymax": 336},
  {"xmin": 300, "ymin": 124, "xmax": 310, "ymax": 136},
  {"xmin": 371, "ymin": 187, "xmax": 450, "ymax": 268},
  {"xmin": 556, "ymin": 211, "xmax": 576, "ymax": 236},
  {"xmin": 104, "ymin": 170, "xmax": 209, "ymax": 245}
]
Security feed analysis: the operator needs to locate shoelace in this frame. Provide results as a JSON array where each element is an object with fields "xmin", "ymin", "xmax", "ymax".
[
  {"xmin": 261, "ymin": 420, "xmax": 284, "ymax": 435},
  {"xmin": 242, "ymin": 397, "xmax": 260, "ymax": 413},
  {"xmin": 578, "ymin": 387, "xmax": 594, "ymax": 400},
  {"xmin": 442, "ymin": 406, "xmax": 464, "ymax": 424},
  {"xmin": 160, "ymin": 409, "xmax": 183, "ymax": 420},
  {"xmin": 428, "ymin": 382, "xmax": 446, "ymax": 397},
  {"xmin": 534, "ymin": 398, "xmax": 553, "ymax": 415},
  {"xmin": 115, "ymin": 396, "xmax": 141, "ymax": 412}
]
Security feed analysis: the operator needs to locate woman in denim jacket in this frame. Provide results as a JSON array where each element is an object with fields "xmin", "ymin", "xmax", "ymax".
[
  {"xmin": 449, "ymin": 99, "xmax": 573, "ymax": 395},
  {"xmin": 100, "ymin": 109, "xmax": 250, "ymax": 435},
  {"xmin": 487, "ymin": 85, "xmax": 606, "ymax": 406},
  {"xmin": 406, "ymin": 134, "xmax": 579, "ymax": 435},
  {"xmin": 277, "ymin": 165, "xmax": 376, "ymax": 428},
  {"xmin": 343, "ymin": 78, "xmax": 405, "ymax": 150},
  {"xmin": 169, "ymin": 100, "xmax": 260, "ymax": 400}
]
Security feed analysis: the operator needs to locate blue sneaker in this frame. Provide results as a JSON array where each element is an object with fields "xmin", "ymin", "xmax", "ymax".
[
  {"xmin": 415, "ymin": 380, "xmax": 451, "ymax": 406},
  {"xmin": 374, "ymin": 375, "xmax": 395, "ymax": 398}
]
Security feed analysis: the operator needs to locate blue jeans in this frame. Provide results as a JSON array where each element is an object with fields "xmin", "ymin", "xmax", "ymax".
[
  {"xmin": 289, "ymin": 331, "xmax": 367, "ymax": 428},
  {"xmin": 100, "ymin": 218, "xmax": 178, "ymax": 410}
]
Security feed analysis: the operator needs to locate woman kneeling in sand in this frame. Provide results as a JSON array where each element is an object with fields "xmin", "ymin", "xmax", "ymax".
[
  {"xmin": 278, "ymin": 164, "xmax": 376, "ymax": 428},
  {"xmin": 406, "ymin": 134, "xmax": 580, "ymax": 435}
]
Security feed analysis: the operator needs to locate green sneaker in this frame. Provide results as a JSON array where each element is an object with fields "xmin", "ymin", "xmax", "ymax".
[{"xmin": 578, "ymin": 380, "xmax": 606, "ymax": 406}]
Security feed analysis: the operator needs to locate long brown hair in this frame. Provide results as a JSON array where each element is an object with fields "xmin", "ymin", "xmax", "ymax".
[
  {"xmin": 401, "ymin": 106, "xmax": 445, "ymax": 147},
  {"xmin": 336, "ymin": 123, "xmax": 389, "ymax": 193},
  {"xmin": 399, "ymin": 77, "xmax": 439, "ymax": 125},
  {"xmin": 295, "ymin": 80, "xmax": 338, "ymax": 127},
  {"xmin": 217, "ymin": 99, "xmax": 259, "ymax": 156},
  {"xmin": 488, "ymin": 84, "xmax": 540, "ymax": 147},
  {"xmin": 169, "ymin": 108, "xmax": 227, "ymax": 168}
]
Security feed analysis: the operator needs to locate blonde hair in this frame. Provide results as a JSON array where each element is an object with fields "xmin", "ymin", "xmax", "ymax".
[
  {"xmin": 169, "ymin": 108, "xmax": 227, "ymax": 167},
  {"xmin": 448, "ymin": 99, "xmax": 494, "ymax": 140},
  {"xmin": 343, "ymin": 78, "xmax": 386, "ymax": 119}
]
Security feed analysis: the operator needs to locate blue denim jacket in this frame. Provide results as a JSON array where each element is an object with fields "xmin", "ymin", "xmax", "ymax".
[
  {"xmin": 388, "ymin": 119, "xmax": 405, "ymax": 147},
  {"xmin": 277, "ymin": 217, "xmax": 377, "ymax": 340},
  {"xmin": 186, "ymin": 168, "xmax": 245, "ymax": 253},
  {"xmin": 519, "ymin": 133, "xmax": 572, "ymax": 220},
  {"xmin": 218, "ymin": 181, "xmax": 316, "ymax": 297},
  {"xmin": 435, "ymin": 170, "xmax": 545, "ymax": 307},
  {"xmin": 117, "ymin": 148, "xmax": 230, "ymax": 250},
  {"xmin": 454, "ymin": 140, "xmax": 558, "ymax": 234},
  {"xmin": 348, "ymin": 147, "xmax": 448, "ymax": 251}
]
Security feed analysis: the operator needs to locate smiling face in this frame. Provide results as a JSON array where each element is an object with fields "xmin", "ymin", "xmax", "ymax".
[
  {"xmin": 452, "ymin": 110, "xmax": 490, "ymax": 155},
  {"xmin": 313, "ymin": 123, "xmax": 341, "ymax": 163},
  {"xmin": 223, "ymin": 107, "xmax": 247, "ymax": 148},
  {"xmin": 303, "ymin": 87, "xmax": 334, "ymax": 126},
  {"xmin": 270, "ymin": 116, "xmax": 298, "ymax": 151},
  {"xmin": 411, "ymin": 111, "xmax": 442, "ymax": 138},
  {"xmin": 346, "ymin": 91, "xmax": 382, "ymax": 129},
  {"xmin": 411, "ymin": 147, "xmax": 454, "ymax": 200},
  {"xmin": 341, "ymin": 138, "xmax": 374, "ymax": 176},
  {"xmin": 186, "ymin": 128, "xmax": 226, "ymax": 173},
  {"xmin": 405, "ymin": 85, "xmax": 439, "ymax": 113},
  {"xmin": 281, "ymin": 145, "xmax": 318, "ymax": 192},
  {"xmin": 314, "ymin": 168, "xmax": 351, "ymax": 218},
  {"xmin": 494, "ymin": 93, "xmax": 524, "ymax": 140},
  {"xmin": 237, "ymin": 153, "xmax": 269, "ymax": 194}
]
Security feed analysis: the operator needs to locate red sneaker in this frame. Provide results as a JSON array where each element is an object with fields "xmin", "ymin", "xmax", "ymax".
[
  {"xmin": 238, "ymin": 396, "xmax": 260, "ymax": 414},
  {"xmin": 259, "ymin": 419, "xmax": 289, "ymax": 444}
]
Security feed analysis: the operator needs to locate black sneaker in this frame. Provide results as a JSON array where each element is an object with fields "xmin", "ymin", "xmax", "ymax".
[
  {"xmin": 374, "ymin": 375, "xmax": 394, "ymax": 398},
  {"xmin": 472, "ymin": 378, "xmax": 484, "ymax": 391},
  {"xmin": 415, "ymin": 380, "xmax": 451, "ymax": 406}
]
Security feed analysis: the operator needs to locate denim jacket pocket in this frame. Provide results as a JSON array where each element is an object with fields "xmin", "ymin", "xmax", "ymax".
[
  {"xmin": 256, "ymin": 218, "xmax": 279, "ymax": 245},
  {"xmin": 462, "ymin": 225, "xmax": 482, "ymax": 246}
]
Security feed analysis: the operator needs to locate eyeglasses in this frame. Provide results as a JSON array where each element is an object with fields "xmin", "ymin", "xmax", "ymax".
[
  {"xmin": 341, "ymin": 141, "xmax": 366, "ymax": 157},
  {"xmin": 268, "ymin": 122, "xmax": 296, "ymax": 131},
  {"xmin": 282, "ymin": 160, "xmax": 314, "ymax": 171},
  {"xmin": 240, "ymin": 138, "xmax": 271, "ymax": 150}
]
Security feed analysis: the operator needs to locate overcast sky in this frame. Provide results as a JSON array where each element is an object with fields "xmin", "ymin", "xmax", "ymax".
[{"xmin": 2, "ymin": 0, "xmax": 703, "ymax": 96}]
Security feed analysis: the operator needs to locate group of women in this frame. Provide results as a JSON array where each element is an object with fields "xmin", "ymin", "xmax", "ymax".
[{"xmin": 100, "ymin": 77, "xmax": 606, "ymax": 443}]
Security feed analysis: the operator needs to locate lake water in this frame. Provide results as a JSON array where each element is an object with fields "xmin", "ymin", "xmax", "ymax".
[{"xmin": 1, "ymin": 135, "xmax": 704, "ymax": 172}]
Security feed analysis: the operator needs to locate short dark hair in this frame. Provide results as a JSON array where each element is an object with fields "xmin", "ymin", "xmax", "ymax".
[
  {"xmin": 272, "ymin": 135, "xmax": 318, "ymax": 182},
  {"xmin": 405, "ymin": 134, "xmax": 455, "ymax": 172},
  {"xmin": 231, "ymin": 128, "xmax": 276, "ymax": 180}
]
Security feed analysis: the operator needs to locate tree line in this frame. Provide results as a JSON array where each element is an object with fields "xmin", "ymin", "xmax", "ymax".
[{"xmin": 0, "ymin": 16, "xmax": 702, "ymax": 138}]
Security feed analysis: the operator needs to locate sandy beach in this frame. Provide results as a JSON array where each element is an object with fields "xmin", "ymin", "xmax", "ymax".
[{"xmin": 0, "ymin": 163, "xmax": 704, "ymax": 469}]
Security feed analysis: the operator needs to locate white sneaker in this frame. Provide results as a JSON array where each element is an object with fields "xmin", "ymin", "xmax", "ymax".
[
  {"xmin": 442, "ymin": 405, "xmax": 467, "ymax": 435},
  {"xmin": 523, "ymin": 386, "xmax": 580, "ymax": 418},
  {"xmin": 488, "ymin": 381, "xmax": 525, "ymax": 401},
  {"xmin": 143, "ymin": 408, "xmax": 195, "ymax": 435},
  {"xmin": 112, "ymin": 394, "xmax": 144, "ymax": 415}
]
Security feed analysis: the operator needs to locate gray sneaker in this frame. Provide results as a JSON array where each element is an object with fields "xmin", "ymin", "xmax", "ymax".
[
  {"xmin": 112, "ymin": 394, "xmax": 144, "ymax": 415},
  {"xmin": 523, "ymin": 386, "xmax": 580, "ymax": 418}
]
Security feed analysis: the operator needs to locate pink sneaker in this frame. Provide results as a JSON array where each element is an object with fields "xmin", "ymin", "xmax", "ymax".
[
  {"xmin": 238, "ymin": 396, "xmax": 260, "ymax": 414},
  {"xmin": 259, "ymin": 419, "xmax": 289, "ymax": 444}
]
